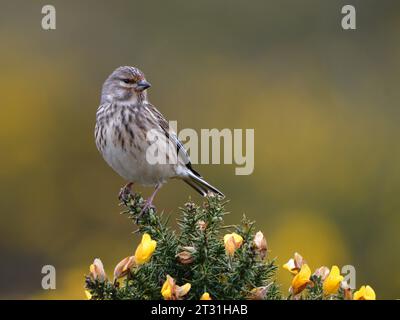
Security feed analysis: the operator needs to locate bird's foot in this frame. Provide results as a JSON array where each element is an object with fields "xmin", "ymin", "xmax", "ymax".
[
  {"xmin": 137, "ymin": 184, "xmax": 162, "ymax": 219},
  {"xmin": 134, "ymin": 199, "xmax": 154, "ymax": 223},
  {"xmin": 118, "ymin": 182, "xmax": 134, "ymax": 202},
  {"xmin": 141, "ymin": 198, "xmax": 155, "ymax": 215}
]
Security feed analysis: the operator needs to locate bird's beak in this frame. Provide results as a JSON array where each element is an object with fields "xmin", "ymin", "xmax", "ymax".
[{"xmin": 136, "ymin": 80, "xmax": 151, "ymax": 91}]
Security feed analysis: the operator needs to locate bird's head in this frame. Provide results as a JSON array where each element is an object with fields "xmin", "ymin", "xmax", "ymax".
[{"xmin": 100, "ymin": 66, "xmax": 151, "ymax": 105}]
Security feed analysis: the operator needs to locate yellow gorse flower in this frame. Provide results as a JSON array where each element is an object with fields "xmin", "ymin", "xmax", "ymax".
[
  {"xmin": 200, "ymin": 292, "xmax": 212, "ymax": 300},
  {"xmin": 89, "ymin": 258, "xmax": 107, "ymax": 281},
  {"xmin": 353, "ymin": 285, "xmax": 376, "ymax": 300},
  {"xmin": 313, "ymin": 266, "xmax": 330, "ymax": 281},
  {"xmin": 283, "ymin": 259, "xmax": 297, "ymax": 274},
  {"xmin": 113, "ymin": 256, "xmax": 136, "ymax": 279},
  {"xmin": 134, "ymin": 233, "xmax": 157, "ymax": 265},
  {"xmin": 291, "ymin": 264, "xmax": 311, "ymax": 295},
  {"xmin": 85, "ymin": 290, "xmax": 92, "ymax": 300},
  {"xmin": 161, "ymin": 276, "xmax": 174, "ymax": 299},
  {"xmin": 253, "ymin": 231, "xmax": 268, "ymax": 260},
  {"xmin": 179, "ymin": 283, "xmax": 192, "ymax": 298},
  {"xmin": 223, "ymin": 232, "xmax": 243, "ymax": 255},
  {"xmin": 161, "ymin": 275, "xmax": 191, "ymax": 300},
  {"xmin": 283, "ymin": 252, "xmax": 305, "ymax": 275},
  {"xmin": 323, "ymin": 266, "xmax": 344, "ymax": 295}
]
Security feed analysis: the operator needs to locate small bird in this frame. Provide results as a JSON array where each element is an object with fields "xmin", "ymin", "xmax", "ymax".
[{"xmin": 95, "ymin": 66, "xmax": 223, "ymax": 210}]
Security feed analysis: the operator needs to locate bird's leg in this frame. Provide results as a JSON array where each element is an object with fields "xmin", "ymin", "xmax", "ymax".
[
  {"xmin": 118, "ymin": 182, "xmax": 134, "ymax": 201},
  {"xmin": 141, "ymin": 184, "xmax": 162, "ymax": 214}
]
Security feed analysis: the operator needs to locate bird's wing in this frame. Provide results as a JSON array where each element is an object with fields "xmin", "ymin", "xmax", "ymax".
[
  {"xmin": 144, "ymin": 102, "xmax": 224, "ymax": 197},
  {"xmin": 145, "ymin": 103, "xmax": 201, "ymax": 177}
]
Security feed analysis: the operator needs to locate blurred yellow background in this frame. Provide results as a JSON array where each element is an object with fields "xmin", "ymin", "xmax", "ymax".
[{"xmin": 0, "ymin": 0, "xmax": 399, "ymax": 299}]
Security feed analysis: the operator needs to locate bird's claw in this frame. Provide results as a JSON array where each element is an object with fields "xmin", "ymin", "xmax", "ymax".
[{"xmin": 135, "ymin": 199, "xmax": 155, "ymax": 222}]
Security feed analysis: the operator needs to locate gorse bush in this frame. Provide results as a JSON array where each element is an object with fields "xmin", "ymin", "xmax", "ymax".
[{"xmin": 84, "ymin": 192, "xmax": 376, "ymax": 300}]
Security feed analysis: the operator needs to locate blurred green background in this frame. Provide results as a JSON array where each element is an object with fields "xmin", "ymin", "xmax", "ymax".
[{"xmin": 0, "ymin": 0, "xmax": 399, "ymax": 299}]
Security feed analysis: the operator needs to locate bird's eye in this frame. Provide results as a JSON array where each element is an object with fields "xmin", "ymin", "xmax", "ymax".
[{"xmin": 122, "ymin": 79, "xmax": 131, "ymax": 84}]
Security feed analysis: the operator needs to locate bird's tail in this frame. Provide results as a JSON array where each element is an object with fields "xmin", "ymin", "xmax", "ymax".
[{"xmin": 183, "ymin": 170, "xmax": 224, "ymax": 198}]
